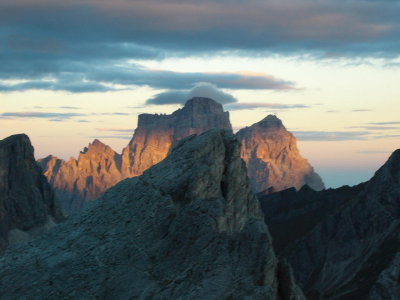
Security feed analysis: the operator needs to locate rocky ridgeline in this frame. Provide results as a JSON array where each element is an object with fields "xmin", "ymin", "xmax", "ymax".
[
  {"xmin": 38, "ymin": 140, "xmax": 123, "ymax": 212},
  {"xmin": 0, "ymin": 130, "xmax": 304, "ymax": 299},
  {"xmin": 259, "ymin": 149, "xmax": 400, "ymax": 299},
  {"xmin": 39, "ymin": 97, "xmax": 324, "ymax": 212},
  {"xmin": 0, "ymin": 134, "xmax": 64, "ymax": 254}
]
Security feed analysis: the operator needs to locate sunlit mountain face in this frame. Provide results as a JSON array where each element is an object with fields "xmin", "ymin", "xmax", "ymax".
[{"xmin": 1, "ymin": 0, "xmax": 399, "ymax": 187}]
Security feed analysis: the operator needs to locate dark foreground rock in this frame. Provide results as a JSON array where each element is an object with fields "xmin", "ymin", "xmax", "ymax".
[
  {"xmin": 0, "ymin": 130, "xmax": 304, "ymax": 299},
  {"xmin": 0, "ymin": 134, "xmax": 64, "ymax": 254},
  {"xmin": 259, "ymin": 149, "xmax": 400, "ymax": 299}
]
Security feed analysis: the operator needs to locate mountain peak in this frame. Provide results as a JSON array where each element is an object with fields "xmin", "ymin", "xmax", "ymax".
[
  {"xmin": 181, "ymin": 97, "xmax": 225, "ymax": 114},
  {"xmin": 80, "ymin": 139, "xmax": 108, "ymax": 154},
  {"xmin": 258, "ymin": 115, "xmax": 284, "ymax": 129},
  {"xmin": 237, "ymin": 115, "xmax": 325, "ymax": 192},
  {"xmin": 0, "ymin": 133, "xmax": 31, "ymax": 146},
  {"xmin": 369, "ymin": 148, "xmax": 400, "ymax": 187}
]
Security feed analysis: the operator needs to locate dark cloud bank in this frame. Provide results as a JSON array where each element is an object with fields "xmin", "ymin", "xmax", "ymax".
[{"xmin": 0, "ymin": 0, "xmax": 399, "ymax": 93}]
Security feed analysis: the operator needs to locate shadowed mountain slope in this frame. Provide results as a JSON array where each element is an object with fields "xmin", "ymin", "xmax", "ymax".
[
  {"xmin": 0, "ymin": 130, "xmax": 304, "ymax": 299},
  {"xmin": 259, "ymin": 149, "xmax": 400, "ymax": 299},
  {"xmin": 0, "ymin": 134, "xmax": 64, "ymax": 254}
]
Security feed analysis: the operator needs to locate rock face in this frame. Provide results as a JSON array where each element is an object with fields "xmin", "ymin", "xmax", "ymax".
[
  {"xmin": 0, "ymin": 130, "xmax": 304, "ymax": 299},
  {"xmin": 121, "ymin": 97, "xmax": 232, "ymax": 177},
  {"xmin": 237, "ymin": 115, "xmax": 325, "ymax": 193},
  {"xmin": 39, "ymin": 97, "xmax": 232, "ymax": 212},
  {"xmin": 39, "ymin": 99, "xmax": 323, "ymax": 213},
  {"xmin": 259, "ymin": 149, "xmax": 400, "ymax": 299},
  {"xmin": 38, "ymin": 140, "xmax": 123, "ymax": 212},
  {"xmin": 0, "ymin": 134, "xmax": 64, "ymax": 254}
]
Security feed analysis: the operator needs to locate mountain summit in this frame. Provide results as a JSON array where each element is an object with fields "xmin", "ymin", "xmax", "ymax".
[
  {"xmin": 121, "ymin": 97, "xmax": 232, "ymax": 177},
  {"xmin": 237, "ymin": 115, "xmax": 325, "ymax": 192}
]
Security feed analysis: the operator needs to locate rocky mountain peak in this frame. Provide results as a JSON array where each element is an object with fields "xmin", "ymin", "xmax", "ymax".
[
  {"xmin": 0, "ymin": 134, "xmax": 64, "ymax": 254},
  {"xmin": 371, "ymin": 149, "xmax": 400, "ymax": 182},
  {"xmin": 237, "ymin": 115, "xmax": 325, "ymax": 192},
  {"xmin": 80, "ymin": 139, "xmax": 114, "ymax": 156},
  {"xmin": 0, "ymin": 129, "xmax": 304, "ymax": 299},
  {"xmin": 181, "ymin": 97, "xmax": 225, "ymax": 114},
  {"xmin": 0, "ymin": 134, "xmax": 32, "ymax": 158},
  {"xmin": 258, "ymin": 114, "xmax": 285, "ymax": 130},
  {"xmin": 121, "ymin": 97, "xmax": 232, "ymax": 179}
]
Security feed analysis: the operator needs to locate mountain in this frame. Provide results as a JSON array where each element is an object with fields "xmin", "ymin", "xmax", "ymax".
[
  {"xmin": 121, "ymin": 97, "xmax": 232, "ymax": 177},
  {"xmin": 39, "ymin": 98, "xmax": 323, "ymax": 212},
  {"xmin": 0, "ymin": 134, "xmax": 64, "ymax": 254},
  {"xmin": 39, "ymin": 97, "xmax": 232, "ymax": 212},
  {"xmin": 38, "ymin": 139, "xmax": 123, "ymax": 212},
  {"xmin": 259, "ymin": 149, "xmax": 400, "ymax": 299},
  {"xmin": 237, "ymin": 115, "xmax": 325, "ymax": 193},
  {"xmin": 0, "ymin": 129, "xmax": 304, "ymax": 299}
]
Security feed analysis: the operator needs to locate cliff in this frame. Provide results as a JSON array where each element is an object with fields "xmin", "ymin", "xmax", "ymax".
[
  {"xmin": 237, "ymin": 115, "xmax": 325, "ymax": 193},
  {"xmin": 0, "ymin": 134, "xmax": 64, "ymax": 254}
]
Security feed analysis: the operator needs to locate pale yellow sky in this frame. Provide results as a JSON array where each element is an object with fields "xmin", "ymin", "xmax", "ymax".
[{"xmin": 1, "ymin": 55, "xmax": 399, "ymax": 187}]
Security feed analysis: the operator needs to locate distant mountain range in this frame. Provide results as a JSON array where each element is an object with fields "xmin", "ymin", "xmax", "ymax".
[{"xmin": 39, "ymin": 97, "xmax": 324, "ymax": 212}]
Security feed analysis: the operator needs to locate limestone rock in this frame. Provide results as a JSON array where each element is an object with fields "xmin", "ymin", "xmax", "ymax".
[
  {"xmin": 259, "ymin": 149, "xmax": 400, "ymax": 299},
  {"xmin": 237, "ymin": 115, "xmax": 325, "ymax": 193},
  {"xmin": 38, "ymin": 140, "xmax": 123, "ymax": 212},
  {"xmin": 0, "ymin": 130, "xmax": 304, "ymax": 299},
  {"xmin": 0, "ymin": 134, "xmax": 64, "ymax": 254},
  {"xmin": 39, "ymin": 97, "xmax": 232, "ymax": 213},
  {"xmin": 121, "ymin": 97, "xmax": 232, "ymax": 177},
  {"xmin": 39, "ymin": 99, "xmax": 323, "ymax": 213}
]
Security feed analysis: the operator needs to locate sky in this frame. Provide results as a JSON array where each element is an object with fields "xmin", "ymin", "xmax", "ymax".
[{"xmin": 1, "ymin": 0, "xmax": 399, "ymax": 188}]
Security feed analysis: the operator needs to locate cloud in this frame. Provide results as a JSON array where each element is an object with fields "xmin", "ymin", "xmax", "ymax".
[
  {"xmin": 225, "ymin": 102, "xmax": 309, "ymax": 111},
  {"xmin": 189, "ymin": 83, "xmax": 237, "ymax": 103},
  {"xmin": 349, "ymin": 126, "xmax": 400, "ymax": 130},
  {"xmin": 0, "ymin": 0, "xmax": 398, "ymax": 93},
  {"xmin": 356, "ymin": 150, "xmax": 392, "ymax": 154},
  {"xmin": 351, "ymin": 109, "xmax": 373, "ymax": 112},
  {"xmin": 0, "ymin": 111, "xmax": 130, "ymax": 121},
  {"xmin": 369, "ymin": 121, "xmax": 400, "ymax": 125},
  {"xmin": 1, "ymin": 0, "xmax": 399, "ymax": 57},
  {"xmin": 89, "ymin": 135, "xmax": 131, "ymax": 140},
  {"xmin": 96, "ymin": 128, "xmax": 134, "ymax": 133},
  {"xmin": 0, "ymin": 79, "xmax": 114, "ymax": 93},
  {"xmin": 292, "ymin": 131, "xmax": 371, "ymax": 141},
  {"xmin": 146, "ymin": 91, "xmax": 187, "ymax": 105},
  {"xmin": 146, "ymin": 83, "xmax": 237, "ymax": 105},
  {"xmin": 0, "ymin": 64, "xmax": 294, "ymax": 93},
  {"xmin": 0, "ymin": 112, "xmax": 85, "ymax": 120}
]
